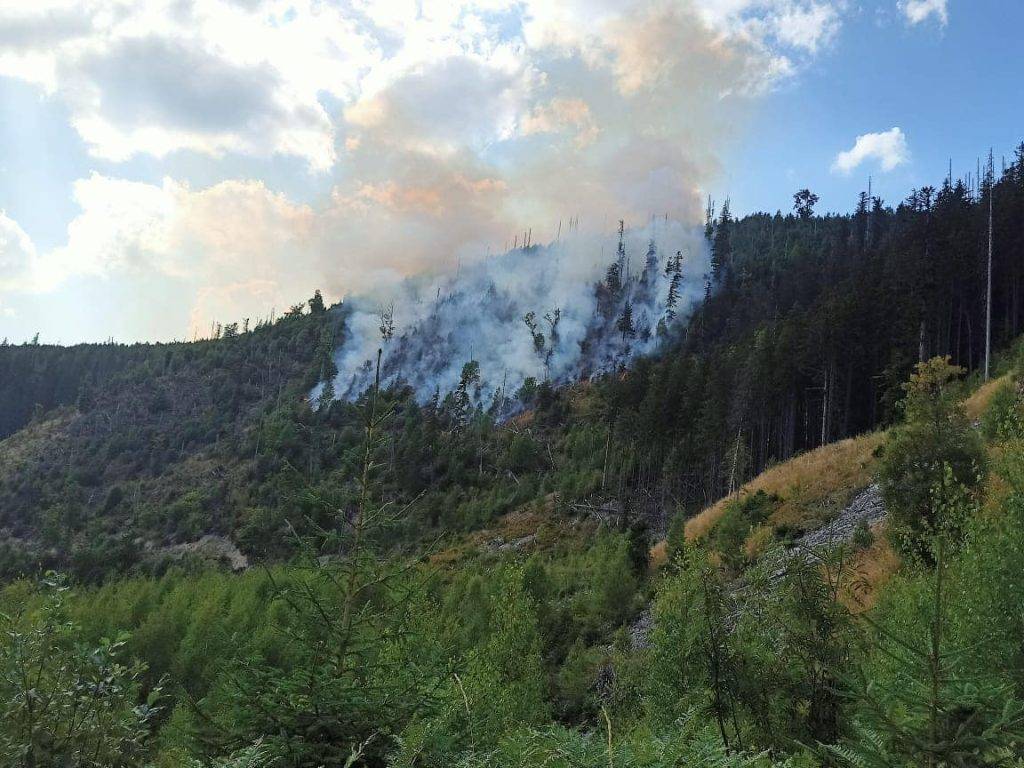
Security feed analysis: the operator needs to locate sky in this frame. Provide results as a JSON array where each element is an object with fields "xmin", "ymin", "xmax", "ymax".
[{"xmin": 0, "ymin": 0, "xmax": 1021, "ymax": 345}]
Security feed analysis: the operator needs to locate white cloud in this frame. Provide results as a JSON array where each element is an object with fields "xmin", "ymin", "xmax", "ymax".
[
  {"xmin": 694, "ymin": 1, "xmax": 844, "ymax": 57},
  {"xmin": 831, "ymin": 127, "xmax": 909, "ymax": 175},
  {"xmin": 900, "ymin": 0, "xmax": 948, "ymax": 26},
  {"xmin": 36, "ymin": 174, "xmax": 320, "ymax": 335},
  {"xmin": 0, "ymin": 210, "xmax": 37, "ymax": 291},
  {"xmin": 771, "ymin": 2, "xmax": 842, "ymax": 53},
  {"xmin": 0, "ymin": 0, "xmax": 846, "ymax": 172},
  {"xmin": 0, "ymin": 0, "xmax": 379, "ymax": 170}
]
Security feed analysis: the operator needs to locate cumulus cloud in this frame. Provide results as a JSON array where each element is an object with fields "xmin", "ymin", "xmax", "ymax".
[
  {"xmin": 831, "ymin": 127, "xmax": 909, "ymax": 175},
  {"xmin": 0, "ymin": 211, "xmax": 37, "ymax": 291},
  {"xmin": 38, "ymin": 174, "xmax": 320, "ymax": 336},
  {"xmin": 0, "ymin": 0, "xmax": 375, "ymax": 170},
  {"xmin": 770, "ymin": 2, "xmax": 843, "ymax": 53},
  {"xmin": 900, "ymin": 0, "xmax": 948, "ymax": 26},
  {"xmin": 0, "ymin": 0, "xmax": 850, "ymax": 339}
]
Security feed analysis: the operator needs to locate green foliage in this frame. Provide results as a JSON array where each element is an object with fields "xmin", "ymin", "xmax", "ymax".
[
  {"xmin": 708, "ymin": 490, "xmax": 779, "ymax": 569},
  {"xmin": 7, "ymin": 150, "xmax": 1024, "ymax": 767},
  {"xmin": 0, "ymin": 575, "xmax": 162, "ymax": 767},
  {"xmin": 665, "ymin": 507, "xmax": 689, "ymax": 564},
  {"xmin": 982, "ymin": 377, "xmax": 1024, "ymax": 440},
  {"xmin": 646, "ymin": 552, "xmax": 713, "ymax": 724},
  {"xmin": 833, "ymin": 531, "xmax": 1024, "ymax": 765},
  {"xmin": 879, "ymin": 358, "xmax": 987, "ymax": 561},
  {"xmin": 851, "ymin": 519, "xmax": 874, "ymax": 550},
  {"xmin": 392, "ymin": 566, "xmax": 548, "ymax": 767},
  {"xmin": 449, "ymin": 710, "xmax": 799, "ymax": 768}
]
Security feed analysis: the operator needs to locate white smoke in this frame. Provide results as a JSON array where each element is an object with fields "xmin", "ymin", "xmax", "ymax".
[{"xmin": 319, "ymin": 219, "xmax": 709, "ymax": 408}]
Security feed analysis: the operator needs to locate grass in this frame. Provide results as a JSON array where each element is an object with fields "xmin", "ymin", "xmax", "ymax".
[
  {"xmin": 964, "ymin": 372, "xmax": 1014, "ymax": 421},
  {"xmin": 840, "ymin": 523, "xmax": 900, "ymax": 613},
  {"xmin": 648, "ymin": 540, "xmax": 668, "ymax": 571},
  {"xmin": 684, "ymin": 431, "xmax": 885, "ymax": 543}
]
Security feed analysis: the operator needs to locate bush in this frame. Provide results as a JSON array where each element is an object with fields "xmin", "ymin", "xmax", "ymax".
[
  {"xmin": 851, "ymin": 520, "xmax": 874, "ymax": 550},
  {"xmin": 981, "ymin": 377, "xmax": 1024, "ymax": 440},
  {"xmin": 879, "ymin": 358, "xmax": 986, "ymax": 562},
  {"xmin": 709, "ymin": 490, "xmax": 779, "ymax": 569}
]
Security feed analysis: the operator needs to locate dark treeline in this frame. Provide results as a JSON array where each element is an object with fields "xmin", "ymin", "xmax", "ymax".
[{"xmin": 597, "ymin": 147, "xmax": 1024, "ymax": 510}]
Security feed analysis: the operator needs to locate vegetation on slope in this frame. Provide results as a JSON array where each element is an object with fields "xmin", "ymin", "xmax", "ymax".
[
  {"xmin": 5, "ymin": 149, "xmax": 1024, "ymax": 583},
  {"xmin": 3, "ymin": 352, "xmax": 1024, "ymax": 766}
]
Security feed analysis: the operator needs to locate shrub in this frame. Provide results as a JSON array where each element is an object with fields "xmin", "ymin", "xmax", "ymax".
[
  {"xmin": 981, "ymin": 377, "xmax": 1024, "ymax": 440},
  {"xmin": 709, "ymin": 490, "xmax": 779, "ymax": 569},
  {"xmin": 879, "ymin": 358, "xmax": 986, "ymax": 562}
]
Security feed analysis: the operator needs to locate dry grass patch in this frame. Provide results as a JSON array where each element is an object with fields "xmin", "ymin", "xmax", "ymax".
[
  {"xmin": 685, "ymin": 431, "xmax": 885, "ymax": 543},
  {"xmin": 648, "ymin": 540, "xmax": 668, "ymax": 571},
  {"xmin": 840, "ymin": 523, "xmax": 900, "ymax": 613},
  {"xmin": 743, "ymin": 524, "xmax": 776, "ymax": 561},
  {"xmin": 965, "ymin": 372, "xmax": 1013, "ymax": 421}
]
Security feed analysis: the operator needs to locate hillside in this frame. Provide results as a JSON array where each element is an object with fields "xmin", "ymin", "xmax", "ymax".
[
  {"xmin": 0, "ymin": 307, "xmax": 340, "ymax": 577},
  {"xmin": 4, "ymin": 153, "xmax": 1024, "ymax": 583},
  {"xmin": 3, "ymin": 342, "xmax": 1020, "ymax": 767}
]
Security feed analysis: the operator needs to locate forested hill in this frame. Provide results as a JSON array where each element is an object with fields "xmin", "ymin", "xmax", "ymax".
[{"xmin": 3, "ymin": 147, "xmax": 1024, "ymax": 580}]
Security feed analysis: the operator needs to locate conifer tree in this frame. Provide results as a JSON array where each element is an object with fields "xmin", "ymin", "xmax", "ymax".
[
  {"xmin": 617, "ymin": 302, "xmax": 635, "ymax": 341},
  {"xmin": 308, "ymin": 289, "xmax": 326, "ymax": 314},
  {"xmin": 793, "ymin": 189, "xmax": 819, "ymax": 220},
  {"xmin": 711, "ymin": 200, "xmax": 733, "ymax": 284}
]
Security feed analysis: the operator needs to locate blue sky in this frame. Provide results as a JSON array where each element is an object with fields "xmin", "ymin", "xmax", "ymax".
[
  {"xmin": 718, "ymin": 0, "xmax": 1024, "ymax": 215},
  {"xmin": 0, "ymin": 0, "xmax": 1019, "ymax": 344}
]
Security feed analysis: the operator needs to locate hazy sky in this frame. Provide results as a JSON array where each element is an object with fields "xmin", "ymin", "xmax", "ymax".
[{"xmin": 0, "ymin": 0, "xmax": 1020, "ymax": 344}]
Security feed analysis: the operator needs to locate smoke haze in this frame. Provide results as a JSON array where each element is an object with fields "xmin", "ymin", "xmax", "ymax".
[
  {"xmin": 0, "ymin": 0, "xmax": 841, "ymax": 343},
  {"xmin": 320, "ymin": 219, "xmax": 709, "ymax": 405}
]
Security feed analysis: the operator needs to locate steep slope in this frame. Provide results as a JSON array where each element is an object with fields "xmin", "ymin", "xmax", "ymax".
[{"xmin": 0, "ymin": 306, "xmax": 338, "ymax": 578}]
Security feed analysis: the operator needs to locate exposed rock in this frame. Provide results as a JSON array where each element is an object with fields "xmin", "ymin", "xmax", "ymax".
[
  {"xmin": 759, "ymin": 483, "xmax": 887, "ymax": 582},
  {"xmin": 794, "ymin": 483, "xmax": 886, "ymax": 551},
  {"xmin": 161, "ymin": 534, "xmax": 249, "ymax": 571},
  {"xmin": 629, "ymin": 606, "xmax": 653, "ymax": 651},
  {"xmin": 486, "ymin": 533, "xmax": 538, "ymax": 552}
]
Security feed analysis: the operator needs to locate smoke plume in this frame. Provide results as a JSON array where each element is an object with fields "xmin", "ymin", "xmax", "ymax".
[{"xmin": 319, "ymin": 219, "xmax": 709, "ymax": 407}]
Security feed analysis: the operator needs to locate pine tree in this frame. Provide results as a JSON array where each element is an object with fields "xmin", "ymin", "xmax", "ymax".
[
  {"xmin": 793, "ymin": 188, "xmax": 819, "ymax": 220},
  {"xmin": 612, "ymin": 219, "xmax": 632, "ymax": 285},
  {"xmin": 711, "ymin": 199, "xmax": 733, "ymax": 284},
  {"xmin": 617, "ymin": 302, "xmax": 635, "ymax": 341},
  {"xmin": 605, "ymin": 261, "xmax": 622, "ymax": 295},
  {"xmin": 523, "ymin": 312, "xmax": 545, "ymax": 355},
  {"xmin": 665, "ymin": 273, "xmax": 682, "ymax": 321},
  {"xmin": 665, "ymin": 251, "xmax": 683, "ymax": 322},
  {"xmin": 317, "ymin": 376, "xmax": 336, "ymax": 411},
  {"xmin": 378, "ymin": 302, "xmax": 395, "ymax": 342}
]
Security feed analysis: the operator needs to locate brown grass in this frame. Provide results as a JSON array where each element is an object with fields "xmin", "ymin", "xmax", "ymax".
[
  {"xmin": 964, "ymin": 372, "xmax": 1013, "ymax": 421},
  {"xmin": 648, "ymin": 540, "xmax": 668, "ymax": 571},
  {"xmin": 743, "ymin": 524, "xmax": 776, "ymax": 561},
  {"xmin": 839, "ymin": 523, "xmax": 900, "ymax": 613},
  {"xmin": 684, "ymin": 431, "xmax": 885, "ymax": 542}
]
